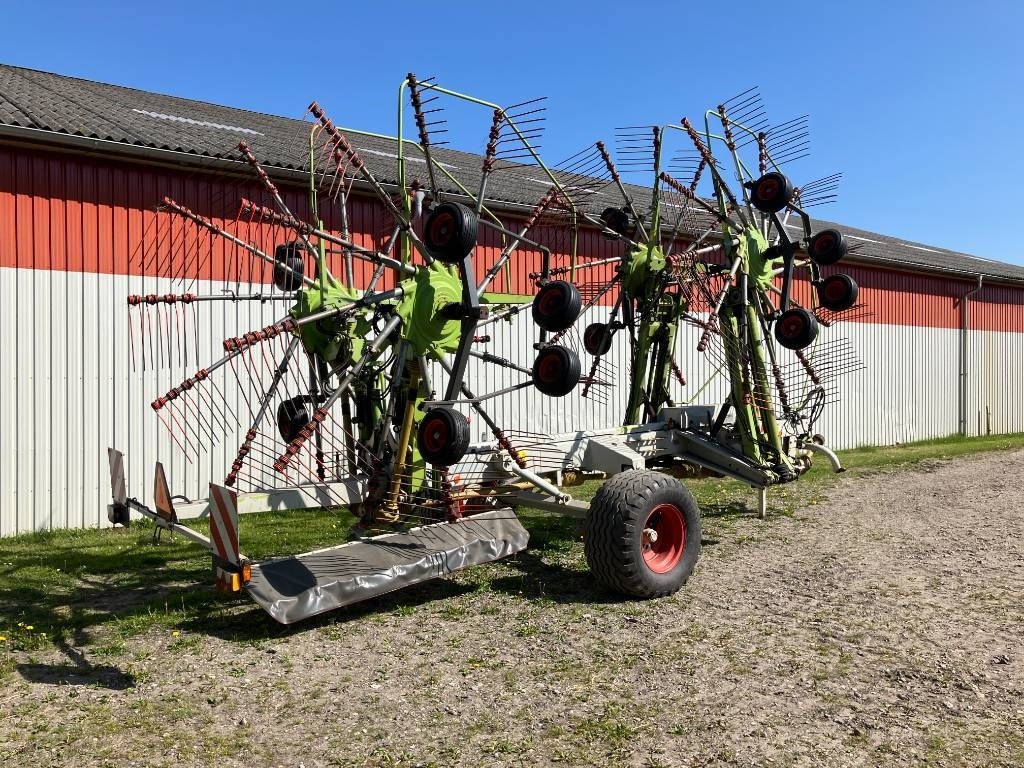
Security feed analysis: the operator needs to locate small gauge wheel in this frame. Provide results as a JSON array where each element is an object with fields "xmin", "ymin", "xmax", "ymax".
[
  {"xmin": 273, "ymin": 242, "xmax": 306, "ymax": 291},
  {"xmin": 583, "ymin": 322, "xmax": 614, "ymax": 356},
  {"xmin": 532, "ymin": 280, "xmax": 582, "ymax": 332},
  {"xmin": 774, "ymin": 307, "xmax": 819, "ymax": 350},
  {"xmin": 423, "ymin": 202, "xmax": 479, "ymax": 263},
  {"xmin": 749, "ymin": 172, "xmax": 794, "ymax": 213},
  {"xmin": 532, "ymin": 345, "xmax": 582, "ymax": 397},
  {"xmin": 818, "ymin": 274, "xmax": 859, "ymax": 311},
  {"xmin": 807, "ymin": 229, "xmax": 849, "ymax": 266},
  {"xmin": 417, "ymin": 407, "xmax": 471, "ymax": 466},
  {"xmin": 599, "ymin": 206, "xmax": 631, "ymax": 237},
  {"xmin": 277, "ymin": 396, "xmax": 311, "ymax": 442}
]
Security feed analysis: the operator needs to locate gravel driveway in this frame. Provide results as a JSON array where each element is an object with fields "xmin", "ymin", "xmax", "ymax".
[{"xmin": 2, "ymin": 450, "xmax": 1022, "ymax": 767}]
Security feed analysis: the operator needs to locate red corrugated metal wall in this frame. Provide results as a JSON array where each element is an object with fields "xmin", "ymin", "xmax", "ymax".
[
  {"xmin": 0, "ymin": 145, "xmax": 625, "ymax": 297},
  {"xmin": 4, "ymin": 144, "xmax": 1023, "ymax": 330}
]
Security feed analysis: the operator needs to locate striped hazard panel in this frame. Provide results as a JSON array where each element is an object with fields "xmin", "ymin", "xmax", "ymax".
[{"xmin": 209, "ymin": 483, "xmax": 248, "ymax": 592}]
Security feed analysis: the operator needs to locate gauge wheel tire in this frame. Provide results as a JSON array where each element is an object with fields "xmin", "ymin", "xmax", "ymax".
[
  {"xmin": 818, "ymin": 273, "xmax": 859, "ymax": 312},
  {"xmin": 599, "ymin": 206, "xmax": 631, "ymax": 237},
  {"xmin": 532, "ymin": 345, "xmax": 581, "ymax": 397},
  {"xmin": 750, "ymin": 171, "xmax": 794, "ymax": 213},
  {"xmin": 423, "ymin": 202, "xmax": 479, "ymax": 263},
  {"xmin": 277, "ymin": 396, "xmax": 311, "ymax": 442},
  {"xmin": 774, "ymin": 307, "xmax": 819, "ymax": 350},
  {"xmin": 532, "ymin": 280, "xmax": 582, "ymax": 332},
  {"xmin": 417, "ymin": 407, "xmax": 471, "ymax": 466},
  {"xmin": 584, "ymin": 469, "xmax": 702, "ymax": 598},
  {"xmin": 807, "ymin": 229, "xmax": 848, "ymax": 266},
  {"xmin": 273, "ymin": 242, "xmax": 306, "ymax": 291},
  {"xmin": 583, "ymin": 322, "xmax": 614, "ymax": 356}
]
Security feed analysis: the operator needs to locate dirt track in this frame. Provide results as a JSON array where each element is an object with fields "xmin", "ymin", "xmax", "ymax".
[{"xmin": 2, "ymin": 450, "xmax": 1023, "ymax": 767}]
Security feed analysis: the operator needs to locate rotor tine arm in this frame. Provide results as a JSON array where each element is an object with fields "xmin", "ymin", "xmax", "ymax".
[
  {"xmin": 150, "ymin": 316, "xmax": 296, "ymax": 413},
  {"xmin": 596, "ymin": 141, "xmax": 647, "ymax": 242},
  {"xmin": 679, "ymin": 118, "xmax": 749, "ymax": 229},
  {"xmin": 659, "ymin": 172, "xmax": 741, "ymax": 231},
  {"xmin": 408, "ymin": 73, "xmax": 445, "ymax": 204},
  {"xmin": 161, "ymin": 197, "xmax": 315, "ymax": 288},
  {"xmin": 225, "ymin": 337, "xmax": 301, "ymax": 487},
  {"xmin": 236, "ymin": 142, "xmax": 317, "ymax": 254},
  {"xmin": 240, "ymin": 198, "xmax": 416, "ymax": 277}
]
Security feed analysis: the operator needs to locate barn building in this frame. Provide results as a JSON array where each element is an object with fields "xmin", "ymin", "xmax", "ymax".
[{"xmin": 1, "ymin": 63, "xmax": 1022, "ymax": 536}]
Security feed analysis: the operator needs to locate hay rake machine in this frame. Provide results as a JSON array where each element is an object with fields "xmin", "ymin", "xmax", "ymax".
[
  {"xmin": 108, "ymin": 79, "xmax": 864, "ymax": 623},
  {"xmin": 550, "ymin": 89, "xmax": 868, "ymax": 479}
]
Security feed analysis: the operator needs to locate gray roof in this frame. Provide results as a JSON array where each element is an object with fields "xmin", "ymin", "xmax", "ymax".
[{"xmin": 2, "ymin": 63, "xmax": 1022, "ymax": 284}]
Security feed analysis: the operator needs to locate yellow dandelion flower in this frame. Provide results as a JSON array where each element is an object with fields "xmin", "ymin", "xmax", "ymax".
[
  {"xmin": 0, "ymin": 635, "xmax": 6, "ymax": 642},
  {"xmin": 25, "ymin": 625, "xmax": 33, "ymax": 631},
  {"xmin": 171, "ymin": 631, "xmax": 181, "ymax": 637}
]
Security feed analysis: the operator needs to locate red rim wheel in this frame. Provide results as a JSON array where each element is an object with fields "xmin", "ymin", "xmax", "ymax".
[
  {"xmin": 641, "ymin": 503, "xmax": 686, "ymax": 573},
  {"xmin": 421, "ymin": 415, "xmax": 449, "ymax": 454},
  {"xmin": 774, "ymin": 307, "xmax": 819, "ymax": 350},
  {"xmin": 532, "ymin": 345, "xmax": 581, "ymax": 396},
  {"xmin": 584, "ymin": 469, "xmax": 703, "ymax": 598},
  {"xmin": 818, "ymin": 273, "xmax": 859, "ymax": 311},
  {"xmin": 428, "ymin": 211, "xmax": 456, "ymax": 246},
  {"xmin": 532, "ymin": 280, "xmax": 582, "ymax": 332},
  {"xmin": 807, "ymin": 229, "xmax": 848, "ymax": 266},
  {"xmin": 750, "ymin": 172, "xmax": 794, "ymax": 213},
  {"xmin": 416, "ymin": 407, "xmax": 470, "ymax": 466},
  {"xmin": 423, "ymin": 202, "xmax": 478, "ymax": 264}
]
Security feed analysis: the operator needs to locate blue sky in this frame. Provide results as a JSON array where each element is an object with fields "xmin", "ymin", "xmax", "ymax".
[{"xmin": 4, "ymin": 0, "xmax": 1023, "ymax": 264}]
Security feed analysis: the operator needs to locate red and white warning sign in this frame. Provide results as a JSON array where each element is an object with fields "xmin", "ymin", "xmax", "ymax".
[{"xmin": 209, "ymin": 483, "xmax": 240, "ymax": 568}]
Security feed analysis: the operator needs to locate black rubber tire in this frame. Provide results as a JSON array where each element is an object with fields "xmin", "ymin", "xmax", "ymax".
[
  {"xmin": 807, "ymin": 229, "xmax": 848, "ymax": 266},
  {"xmin": 273, "ymin": 242, "xmax": 306, "ymax": 291},
  {"xmin": 532, "ymin": 345, "xmax": 581, "ymax": 397},
  {"xmin": 749, "ymin": 172, "xmax": 794, "ymax": 213},
  {"xmin": 277, "ymin": 396, "xmax": 310, "ymax": 442},
  {"xmin": 532, "ymin": 280, "xmax": 582, "ymax": 332},
  {"xmin": 774, "ymin": 307, "xmax": 819, "ymax": 350},
  {"xmin": 584, "ymin": 469, "xmax": 702, "ymax": 598},
  {"xmin": 423, "ymin": 202, "xmax": 478, "ymax": 264},
  {"xmin": 599, "ymin": 206, "xmax": 631, "ymax": 237},
  {"xmin": 583, "ymin": 322, "xmax": 613, "ymax": 356},
  {"xmin": 417, "ymin": 407, "xmax": 471, "ymax": 466},
  {"xmin": 818, "ymin": 273, "xmax": 859, "ymax": 312}
]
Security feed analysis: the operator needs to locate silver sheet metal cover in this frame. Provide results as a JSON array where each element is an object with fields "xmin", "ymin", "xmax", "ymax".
[{"xmin": 245, "ymin": 508, "xmax": 530, "ymax": 624}]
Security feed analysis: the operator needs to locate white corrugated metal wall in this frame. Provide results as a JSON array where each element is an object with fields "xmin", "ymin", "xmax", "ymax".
[{"xmin": 3, "ymin": 263, "xmax": 1020, "ymax": 537}]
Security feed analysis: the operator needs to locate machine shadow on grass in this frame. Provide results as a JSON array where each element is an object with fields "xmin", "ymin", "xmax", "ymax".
[
  {"xmin": 16, "ymin": 637, "xmax": 137, "ymax": 690},
  {"xmin": 0, "ymin": 526, "xmax": 229, "ymax": 684},
  {"xmin": 0, "ymin": 494, "xmax": 783, "ymax": 674}
]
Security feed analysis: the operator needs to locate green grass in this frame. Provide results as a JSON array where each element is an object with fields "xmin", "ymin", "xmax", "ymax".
[
  {"xmin": 1, "ymin": 431, "xmax": 1022, "ymax": 671},
  {"xmin": 830, "ymin": 431, "xmax": 1024, "ymax": 472}
]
